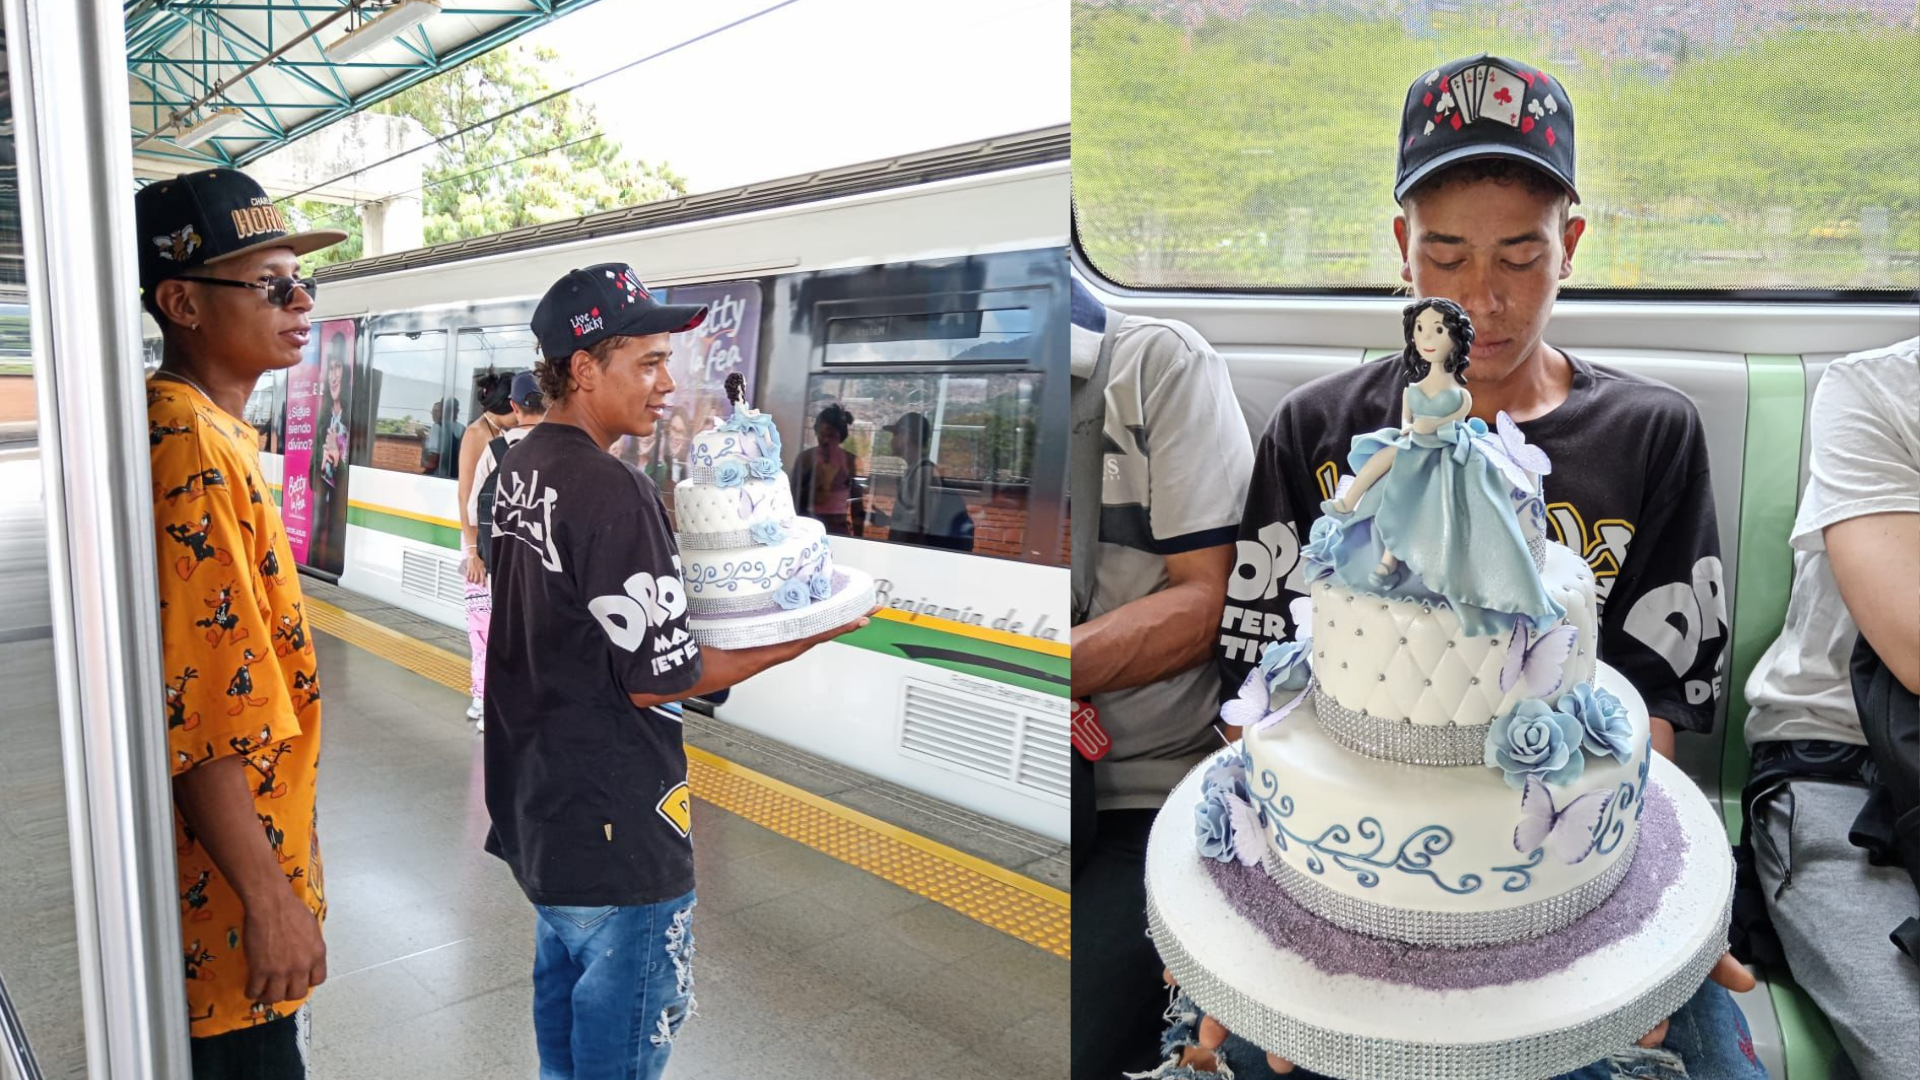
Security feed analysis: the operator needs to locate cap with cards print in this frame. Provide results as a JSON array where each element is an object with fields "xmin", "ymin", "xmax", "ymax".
[
  {"xmin": 531, "ymin": 263, "xmax": 709, "ymax": 360},
  {"xmin": 1395, "ymin": 54, "xmax": 1578, "ymax": 204},
  {"xmin": 135, "ymin": 168, "xmax": 347, "ymax": 292}
]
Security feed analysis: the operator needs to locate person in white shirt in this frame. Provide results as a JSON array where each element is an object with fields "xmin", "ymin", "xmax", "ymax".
[{"xmin": 1741, "ymin": 336, "xmax": 1919, "ymax": 1080}]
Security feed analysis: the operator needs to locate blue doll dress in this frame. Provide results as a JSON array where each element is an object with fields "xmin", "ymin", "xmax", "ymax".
[{"xmin": 1322, "ymin": 383, "xmax": 1563, "ymax": 637}]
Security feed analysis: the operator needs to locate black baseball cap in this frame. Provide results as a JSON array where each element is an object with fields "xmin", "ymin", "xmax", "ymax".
[
  {"xmin": 135, "ymin": 168, "xmax": 346, "ymax": 292},
  {"xmin": 883, "ymin": 411, "xmax": 931, "ymax": 443},
  {"xmin": 531, "ymin": 263, "xmax": 708, "ymax": 360},
  {"xmin": 509, "ymin": 371, "xmax": 543, "ymax": 408},
  {"xmin": 1395, "ymin": 54, "xmax": 1578, "ymax": 204}
]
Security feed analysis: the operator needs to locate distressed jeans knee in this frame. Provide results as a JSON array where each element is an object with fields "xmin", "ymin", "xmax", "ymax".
[{"xmin": 650, "ymin": 899, "xmax": 697, "ymax": 1048}]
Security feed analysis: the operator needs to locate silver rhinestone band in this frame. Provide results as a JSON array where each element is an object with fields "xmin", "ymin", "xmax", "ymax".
[
  {"xmin": 687, "ymin": 573, "xmax": 873, "ymax": 649},
  {"xmin": 1529, "ymin": 534, "xmax": 1547, "ymax": 571},
  {"xmin": 675, "ymin": 518, "xmax": 797, "ymax": 551},
  {"xmin": 687, "ymin": 462, "xmax": 779, "ymax": 486},
  {"xmin": 1145, "ymin": 869, "xmax": 1728, "ymax": 1079},
  {"xmin": 1313, "ymin": 686, "xmax": 1492, "ymax": 766},
  {"xmin": 1262, "ymin": 825, "xmax": 1640, "ymax": 947}
]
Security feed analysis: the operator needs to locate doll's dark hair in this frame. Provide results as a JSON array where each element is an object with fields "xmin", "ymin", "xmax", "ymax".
[
  {"xmin": 1399, "ymin": 297, "xmax": 1474, "ymax": 384},
  {"xmin": 814, "ymin": 404, "xmax": 853, "ymax": 442}
]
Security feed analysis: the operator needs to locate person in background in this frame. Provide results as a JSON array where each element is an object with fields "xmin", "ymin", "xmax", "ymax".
[
  {"xmin": 422, "ymin": 396, "xmax": 458, "ymax": 476},
  {"xmin": 874, "ymin": 410, "xmax": 973, "ymax": 550},
  {"xmin": 791, "ymin": 403, "xmax": 866, "ymax": 536},
  {"xmin": 1739, "ymin": 336, "xmax": 1919, "ymax": 1080},
  {"xmin": 139, "ymin": 166, "xmax": 343, "ymax": 1078},
  {"xmin": 459, "ymin": 372, "xmax": 547, "ymax": 732},
  {"xmin": 456, "ymin": 370, "xmax": 520, "ymax": 724}
]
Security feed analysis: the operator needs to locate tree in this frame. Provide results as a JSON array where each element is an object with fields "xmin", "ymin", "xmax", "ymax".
[{"xmin": 291, "ymin": 43, "xmax": 686, "ymax": 269}]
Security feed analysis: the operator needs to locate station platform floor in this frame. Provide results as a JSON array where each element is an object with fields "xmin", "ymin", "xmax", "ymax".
[{"xmin": 295, "ymin": 577, "xmax": 1068, "ymax": 1079}]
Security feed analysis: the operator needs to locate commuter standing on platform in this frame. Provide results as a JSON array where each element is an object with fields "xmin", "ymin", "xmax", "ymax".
[
  {"xmin": 483, "ymin": 264, "xmax": 873, "ymax": 1079},
  {"xmin": 456, "ymin": 369, "xmax": 521, "ymax": 725},
  {"xmin": 139, "ymin": 167, "xmax": 344, "ymax": 1079}
]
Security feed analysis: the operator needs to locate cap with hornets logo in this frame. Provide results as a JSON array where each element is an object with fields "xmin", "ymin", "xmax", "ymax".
[
  {"xmin": 135, "ymin": 168, "xmax": 347, "ymax": 293},
  {"xmin": 531, "ymin": 263, "xmax": 708, "ymax": 360},
  {"xmin": 1395, "ymin": 54, "xmax": 1578, "ymax": 204}
]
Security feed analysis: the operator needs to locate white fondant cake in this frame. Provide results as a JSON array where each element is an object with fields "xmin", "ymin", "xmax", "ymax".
[
  {"xmin": 1311, "ymin": 544, "xmax": 1599, "ymax": 731},
  {"xmin": 1242, "ymin": 659, "xmax": 1649, "ymax": 946},
  {"xmin": 672, "ymin": 384, "xmax": 874, "ymax": 647}
]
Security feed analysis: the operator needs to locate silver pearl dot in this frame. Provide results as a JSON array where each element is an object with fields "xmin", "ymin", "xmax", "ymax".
[
  {"xmin": 1377, "ymin": 674, "xmax": 1385, "ymax": 682},
  {"xmin": 1355, "ymin": 629, "xmax": 1363, "ymax": 636},
  {"xmin": 1446, "ymin": 641, "xmax": 1455, "ymax": 649},
  {"xmin": 1341, "ymin": 662, "xmax": 1348, "ymax": 669},
  {"xmin": 1399, "ymin": 637, "xmax": 1407, "ymax": 645},
  {"xmin": 1424, "ymin": 679, "xmax": 1432, "ymax": 686},
  {"xmin": 1470, "ymin": 677, "xmax": 1480, "ymax": 685}
]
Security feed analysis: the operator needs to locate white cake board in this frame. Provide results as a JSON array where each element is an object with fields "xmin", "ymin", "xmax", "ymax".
[
  {"xmin": 1146, "ymin": 753, "xmax": 1732, "ymax": 1079},
  {"xmin": 686, "ymin": 567, "xmax": 877, "ymax": 650}
]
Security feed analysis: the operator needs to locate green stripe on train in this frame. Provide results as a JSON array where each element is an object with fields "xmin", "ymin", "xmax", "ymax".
[
  {"xmin": 841, "ymin": 617, "xmax": 1069, "ymax": 697},
  {"xmin": 332, "ymin": 493, "xmax": 1064, "ymax": 694}
]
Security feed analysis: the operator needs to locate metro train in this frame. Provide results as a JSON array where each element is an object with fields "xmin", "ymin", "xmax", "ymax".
[{"xmin": 201, "ymin": 129, "xmax": 1074, "ymax": 841}]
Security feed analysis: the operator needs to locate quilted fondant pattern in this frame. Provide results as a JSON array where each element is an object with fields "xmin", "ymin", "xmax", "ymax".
[
  {"xmin": 673, "ymin": 478, "xmax": 794, "ymax": 538},
  {"xmin": 1313, "ymin": 544, "xmax": 1598, "ymax": 727}
]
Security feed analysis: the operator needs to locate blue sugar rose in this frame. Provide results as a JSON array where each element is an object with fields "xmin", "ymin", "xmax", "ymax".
[
  {"xmin": 749, "ymin": 520, "xmax": 787, "ymax": 546},
  {"xmin": 1195, "ymin": 786, "xmax": 1239, "ymax": 864},
  {"xmin": 1257, "ymin": 639, "xmax": 1313, "ymax": 694},
  {"xmin": 774, "ymin": 578, "xmax": 811, "ymax": 611},
  {"xmin": 1484, "ymin": 699, "xmax": 1586, "ymax": 790},
  {"xmin": 1301, "ymin": 515, "xmax": 1345, "ymax": 576},
  {"xmin": 713, "ymin": 459, "xmax": 748, "ymax": 488},
  {"xmin": 1558, "ymin": 683, "xmax": 1634, "ymax": 764},
  {"xmin": 809, "ymin": 571, "xmax": 833, "ymax": 600},
  {"xmin": 1201, "ymin": 752, "xmax": 1249, "ymax": 802},
  {"xmin": 748, "ymin": 456, "xmax": 782, "ymax": 481}
]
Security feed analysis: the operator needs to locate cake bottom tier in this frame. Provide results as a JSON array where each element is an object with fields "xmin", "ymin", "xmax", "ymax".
[
  {"xmin": 1242, "ymin": 660, "xmax": 1651, "ymax": 947},
  {"xmin": 686, "ymin": 567, "xmax": 876, "ymax": 649}
]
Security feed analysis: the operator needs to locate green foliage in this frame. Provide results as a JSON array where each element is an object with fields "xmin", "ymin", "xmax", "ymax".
[
  {"xmin": 290, "ymin": 44, "xmax": 686, "ymax": 269},
  {"xmin": 1072, "ymin": 4, "xmax": 1920, "ymax": 291}
]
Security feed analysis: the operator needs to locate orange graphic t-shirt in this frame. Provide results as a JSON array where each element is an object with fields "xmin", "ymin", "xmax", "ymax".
[{"xmin": 149, "ymin": 376, "xmax": 325, "ymax": 1038}]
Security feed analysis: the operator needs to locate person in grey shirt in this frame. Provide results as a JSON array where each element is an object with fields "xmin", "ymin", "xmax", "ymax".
[{"xmin": 1070, "ymin": 271, "xmax": 1253, "ymax": 1079}]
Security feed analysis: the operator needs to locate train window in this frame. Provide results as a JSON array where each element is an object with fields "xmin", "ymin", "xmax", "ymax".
[
  {"xmin": 364, "ymin": 328, "xmax": 454, "ymax": 477},
  {"xmin": 1072, "ymin": 3, "xmax": 1919, "ymax": 294},
  {"xmin": 454, "ymin": 326, "xmax": 536, "ymax": 431},
  {"xmin": 798, "ymin": 371, "xmax": 1041, "ymax": 561},
  {"xmin": 242, "ymin": 373, "xmax": 279, "ymax": 453},
  {"xmin": 824, "ymin": 308, "xmax": 1035, "ymax": 364}
]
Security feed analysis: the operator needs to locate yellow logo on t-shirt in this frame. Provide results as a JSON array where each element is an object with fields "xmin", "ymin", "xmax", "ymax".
[{"xmin": 655, "ymin": 781, "xmax": 691, "ymax": 838}]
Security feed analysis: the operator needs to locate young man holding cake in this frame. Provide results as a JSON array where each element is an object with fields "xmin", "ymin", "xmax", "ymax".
[
  {"xmin": 1157, "ymin": 55, "xmax": 1765, "ymax": 1078},
  {"xmin": 481, "ymin": 264, "xmax": 872, "ymax": 1080}
]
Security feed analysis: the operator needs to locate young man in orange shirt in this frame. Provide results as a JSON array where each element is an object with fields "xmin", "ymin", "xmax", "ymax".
[{"xmin": 139, "ymin": 168, "xmax": 344, "ymax": 1077}]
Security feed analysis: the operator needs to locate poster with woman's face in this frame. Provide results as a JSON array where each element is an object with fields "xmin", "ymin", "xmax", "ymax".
[
  {"xmin": 284, "ymin": 319, "xmax": 356, "ymax": 574},
  {"xmin": 624, "ymin": 281, "xmax": 763, "ymax": 499}
]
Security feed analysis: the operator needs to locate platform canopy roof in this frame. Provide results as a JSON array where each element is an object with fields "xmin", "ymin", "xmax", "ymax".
[{"xmin": 126, "ymin": 0, "xmax": 603, "ymax": 174}]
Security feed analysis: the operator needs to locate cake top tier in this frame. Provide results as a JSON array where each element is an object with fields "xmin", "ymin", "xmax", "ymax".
[
  {"xmin": 689, "ymin": 374, "xmax": 782, "ymax": 471},
  {"xmin": 1310, "ymin": 298, "xmax": 1557, "ymax": 640}
]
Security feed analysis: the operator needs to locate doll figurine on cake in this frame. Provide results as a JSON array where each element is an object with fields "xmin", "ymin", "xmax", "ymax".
[{"xmin": 1316, "ymin": 297, "xmax": 1562, "ymax": 638}]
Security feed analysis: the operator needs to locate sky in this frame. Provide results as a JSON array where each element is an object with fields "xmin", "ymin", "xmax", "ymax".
[{"xmin": 521, "ymin": 0, "xmax": 1067, "ymax": 193}]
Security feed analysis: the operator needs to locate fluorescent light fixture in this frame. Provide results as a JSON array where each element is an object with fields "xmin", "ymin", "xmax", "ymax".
[
  {"xmin": 324, "ymin": 0, "xmax": 442, "ymax": 63},
  {"xmin": 174, "ymin": 108, "xmax": 248, "ymax": 149}
]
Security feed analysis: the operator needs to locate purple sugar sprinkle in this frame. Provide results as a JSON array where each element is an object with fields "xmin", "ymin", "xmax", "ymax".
[{"xmin": 1199, "ymin": 786, "xmax": 1686, "ymax": 990}]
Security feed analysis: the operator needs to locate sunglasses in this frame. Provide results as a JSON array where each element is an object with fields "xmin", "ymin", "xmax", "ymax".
[{"xmin": 174, "ymin": 274, "xmax": 318, "ymax": 307}]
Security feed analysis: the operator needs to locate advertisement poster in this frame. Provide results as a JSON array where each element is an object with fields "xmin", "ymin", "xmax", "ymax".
[
  {"xmin": 284, "ymin": 318, "xmax": 356, "ymax": 574},
  {"xmin": 625, "ymin": 281, "xmax": 763, "ymax": 494}
]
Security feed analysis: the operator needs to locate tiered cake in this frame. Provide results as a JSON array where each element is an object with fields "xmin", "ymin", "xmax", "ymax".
[
  {"xmin": 673, "ymin": 376, "xmax": 875, "ymax": 649},
  {"xmin": 1149, "ymin": 300, "xmax": 1730, "ymax": 1077}
]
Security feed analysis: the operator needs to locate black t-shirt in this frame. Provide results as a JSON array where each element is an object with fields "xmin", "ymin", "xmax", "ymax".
[
  {"xmin": 482, "ymin": 421, "xmax": 703, "ymax": 906},
  {"xmin": 1218, "ymin": 351, "xmax": 1727, "ymax": 734}
]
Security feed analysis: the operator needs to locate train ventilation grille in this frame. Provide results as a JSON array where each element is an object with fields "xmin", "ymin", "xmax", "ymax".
[
  {"xmin": 898, "ymin": 680, "xmax": 1068, "ymax": 806},
  {"xmin": 399, "ymin": 549, "xmax": 467, "ymax": 606}
]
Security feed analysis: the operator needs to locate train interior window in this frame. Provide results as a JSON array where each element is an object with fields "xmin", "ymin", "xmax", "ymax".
[
  {"xmin": 455, "ymin": 326, "xmax": 536, "ymax": 433},
  {"xmin": 798, "ymin": 371, "xmax": 1040, "ymax": 560},
  {"xmin": 364, "ymin": 328, "xmax": 452, "ymax": 477},
  {"xmin": 823, "ymin": 307, "xmax": 1035, "ymax": 364},
  {"xmin": 242, "ymin": 372, "xmax": 280, "ymax": 453}
]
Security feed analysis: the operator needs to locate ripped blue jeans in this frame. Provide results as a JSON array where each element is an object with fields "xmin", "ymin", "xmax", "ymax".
[{"xmin": 532, "ymin": 891, "xmax": 697, "ymax": 1080}]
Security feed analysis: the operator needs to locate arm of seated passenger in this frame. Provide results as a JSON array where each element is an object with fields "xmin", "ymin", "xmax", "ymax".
[
  {"xmin": 626, "ymin": 611, "xmax": 875, "ymax": 709},
  {"xmin": 1070, "ymin": 544, "xmax": 1234, "ymax": 700},
  {"xmin": 1825, "ymin": 511, "xmax": 1920, "ymax": 694}
]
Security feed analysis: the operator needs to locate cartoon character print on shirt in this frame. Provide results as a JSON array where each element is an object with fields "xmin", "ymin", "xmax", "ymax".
[
  {"xmin": 196, "ymin": 583, "xmax": 250, "ymax": 647},
  {"xmin": 259, "ymin": 541, "xmax": 286, "ymax": 589},
  {"xmin": 291, "ymin": 667, "xmax": 320, "ymax": 710},
  {"xmin": 229, "ymin": 725, "xmax": 292, "ymax": 799},
  {"xmin": 163, "ymin": 467, "xmax": 226, "ymax": 504},
  {"xmin": 272, "ymin": 603, "xmax": 308, "ymax": 658},
  {"xmin": 165, "ymin": 666, "xmax": 201, "ymax": 732},
  {"xmin": 151, "ymin": 419, "xmax": 193, "ymax": 447},
  {"xmin": 165, "ymin": 512, "xmax": 234, "ymax": 581},
  {"xmin": 224, "ymin": 649, "xmax": 270, "ymax": 716},
  {"xmin": 182, "ymin": 869, "xmax": 214, "ymax": 923},
  {"xmin": 184, "ymin": 938, "xmax": 217, "ymax": 983}
]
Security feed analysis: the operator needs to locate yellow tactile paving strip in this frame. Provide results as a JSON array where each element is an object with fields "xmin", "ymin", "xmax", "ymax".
[{"xmin": 304, "ymin": 597, "xmax": 1071, "ymax": 958}]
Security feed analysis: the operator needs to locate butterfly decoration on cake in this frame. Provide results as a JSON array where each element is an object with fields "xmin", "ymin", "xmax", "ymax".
[
  {"xmin": 1500, "ymin": 618, "xmax": 1578, "ymax": 696},
  {"xmin": 1222, "ymin": 597, "xmax": 1316, "ymax": 735},
  {"xmin": 1513, "ymin": 774, "xmax": 1612, "ymax": 865},
  {"xmin": 1477, "ymin": 411, "xmax": 1553, "ymax": 493}
]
